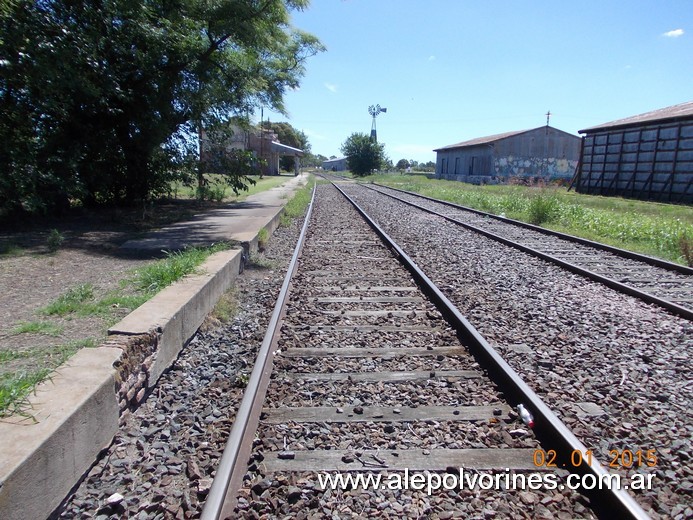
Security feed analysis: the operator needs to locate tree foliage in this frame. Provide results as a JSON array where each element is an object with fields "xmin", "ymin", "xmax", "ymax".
[
  {"xmin": 340, "ymin": 133, "xmax": 385, "ymax": 177},
  {"xmin": 396, "ymin": 159, "xmax": 410, "ymax": 171},
  {"xmin": 0, "ymin": 0, "xmax": 323, "ymax": 216}
]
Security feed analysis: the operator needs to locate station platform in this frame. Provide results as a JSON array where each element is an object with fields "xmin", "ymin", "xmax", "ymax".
[
  {"xmin": 0, "ymin": 173, "xmax": 310, "ymax": 520},
  {"xmin": 121, "ymin": 173, "xmax": 309, "ymax": 253}
]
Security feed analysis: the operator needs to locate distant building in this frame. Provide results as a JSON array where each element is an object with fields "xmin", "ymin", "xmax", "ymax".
[
  {"xmin": 200, "ymin": 122, "xmax": 303, "ymax": 176},
  {"xmin": 322, "ymin": 157, "xmax": 348, "ymax": 171},
  {"xmin": 434, "ymin": 126, "xmax": 580, "ymax": 184},
  {"xmin": 574, "ymin": 101, "xmax": 693, "ymax": 203}
]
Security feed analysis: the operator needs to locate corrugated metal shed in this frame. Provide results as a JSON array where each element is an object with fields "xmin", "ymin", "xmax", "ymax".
[
  {"xmin": 580, "ymin": 101, "xmax": 693, "ymax": 133},
  {"xmin": 322, "ymin": 157, "xmax": 348, "ymax": 171},
  {"xmin": 434, "ymin": 126, "xmax": 580, "ymax": 184},
  {"xmin": 574, "ymin": 101, "xmax": 693, "ymax": 203},
  {"xmin": 433, "ymin": 129, "xmax": 529, "ymax": 151}
]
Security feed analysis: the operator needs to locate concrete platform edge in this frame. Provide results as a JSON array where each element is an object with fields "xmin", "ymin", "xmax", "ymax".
[{"xmin": 0, "ymin": 210, "xmax": 285, "ymax": 519}]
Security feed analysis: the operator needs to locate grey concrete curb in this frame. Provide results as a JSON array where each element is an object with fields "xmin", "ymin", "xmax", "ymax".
[
  {"xmin": 0, "ymin": 174, "xmax": 308, "ymax": 519},
  {"xmin": 109, "ymin": 249, "xmax": 243, "ymax": 385},
  {"xmin": 0, "ymin": 347, "xmax": 122, "ymax": 520},
  {"xmin": 0, "ymin": 249, "xmax": 243, "ymax": 520}
]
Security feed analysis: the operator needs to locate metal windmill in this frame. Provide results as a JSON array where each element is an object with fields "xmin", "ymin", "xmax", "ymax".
[{"xmin": 368, "ymin": 104, "xmax": 387, "ymax": 142}]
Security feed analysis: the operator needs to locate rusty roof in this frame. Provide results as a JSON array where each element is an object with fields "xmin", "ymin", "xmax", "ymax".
[
  {"xmin": 579, "ymin": 101, "xmax": 693, "ymax": 133},
  {"xmin": 433, "ymin": 125, "xmax": 578, "ymax": 152},
  {"xmin": 433, "ymin": 129, "xmax": 532, "ymax": 151}
]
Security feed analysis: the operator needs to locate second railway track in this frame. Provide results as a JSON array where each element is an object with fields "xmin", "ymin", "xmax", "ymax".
[
  {"xmin": 202, "ymin": 182, "xmax": 651, "ymax": 519},
  {"xmin": 366, "ymin": 182, "xmax": 693, "ymax": 320}
]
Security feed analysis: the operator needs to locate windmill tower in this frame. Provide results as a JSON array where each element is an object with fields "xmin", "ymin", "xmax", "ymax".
[{"xmin": 369, "ymin": 104, "xmax": 387, "ymax": 142}]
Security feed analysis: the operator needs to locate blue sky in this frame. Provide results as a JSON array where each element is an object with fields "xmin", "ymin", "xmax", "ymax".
[{"xmin": 263, "ymin": 0, "xmax": 692, "ymax": 164}]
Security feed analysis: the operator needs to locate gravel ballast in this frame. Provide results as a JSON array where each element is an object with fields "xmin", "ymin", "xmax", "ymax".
[{"xmin": 341, "ymin": 182, "xmax": 692, "ymax": 519}]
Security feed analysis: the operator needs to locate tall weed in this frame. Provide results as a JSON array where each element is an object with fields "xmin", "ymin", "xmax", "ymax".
[{"xmin": 528, "ymin": 191, "xmax": 560, "ymax": 225}]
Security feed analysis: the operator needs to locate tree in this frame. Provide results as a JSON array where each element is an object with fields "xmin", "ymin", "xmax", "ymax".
[
  {"xmin": 396, "ymin": 159, "xmax": 410, "ymax": 171},
  {"xmin": 0, "ymin": 0, "xmax": 324, "ymax": 215},
  {"xmin": 340, "ymin": 133, "xmax": 385, "ymax": 177}
]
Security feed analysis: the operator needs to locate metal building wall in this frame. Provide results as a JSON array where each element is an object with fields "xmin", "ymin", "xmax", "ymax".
[
  {"xmin": 436, "ymin": 145, "xmax": 494, "ymax": 183},
  {"xmin": 575, "ymin": 119, "xmax": 693, "ymax": 203},
  {"xmin": 493, "ymin": 127, "xmax": 580, "ymax": 162},
  {"xmin": 435, "ymin": 127, "xmax": 580, "ymax": 184}
]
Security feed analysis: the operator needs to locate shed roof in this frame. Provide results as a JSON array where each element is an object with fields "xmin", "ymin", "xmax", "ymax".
[
  {"xmin": 433, "ymin": 125, "xmax": 576, "ymax": 152},
  {"xmin": 579, "ymin": 101, "xmax": 693, "ymax": 133},
  {"xmin": 434, "ymin": 130, "xmax": 527, "ymax": 151},
  {"xmin": 270, "ymin": 141, "xmax": 304, "ymax": 156},
  {"xmin": 322, "ymin": 157, "xmax": 346, "ymax": 164}
]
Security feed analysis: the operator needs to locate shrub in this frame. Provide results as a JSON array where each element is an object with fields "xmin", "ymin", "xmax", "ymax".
[
  {"xmin": 47, "ymin": 229, "xmax": 64, "ymax": 253},
  {"xmin": 528, "ymin": 191, "xmax": 559, "ymax": 225}
]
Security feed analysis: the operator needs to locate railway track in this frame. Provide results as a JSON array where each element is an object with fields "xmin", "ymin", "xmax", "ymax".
[
  {"xmin": 335, "ymin": 180, "xmax": 691, "ymax": 519},
  {"xmin": 365, "ymin": 182, "xmax": 693, "ymax": 321},
  {"xmin": 201, "ymin": 183, "xmax": 649, "ymax": 519}
]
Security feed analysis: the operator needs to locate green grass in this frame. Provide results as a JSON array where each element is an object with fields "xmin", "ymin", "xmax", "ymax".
[
  {"xmin": 364, "ymin": 174, "xmax": 693, "ymax": 265},
  {"xmin": 279, "ymin": 176, "xmax": 314, "ymax": 227},
  {"xmin": 40, "ymin": 283, "xmax": 95, "ymax": 316},
  {"xmin": 10, "ymin": 321, "xmax": 64, "ymax": 337},
  {"xmin": 37, "ymin": 243, "xmax": 231, "ymax": 322},
  {"xmin": 0, "ymin": 339, "xmax": 95, "ymax": 418},
  {"xmin": 133, "ymin": 242, "xmax": 230, "ymax": 293},
  {"xmin": 171, "ymin": 174, "xmax": 291, "ymax": 202},
  {"xmin": 0, "ymin": 241, "xmax": 24, "ymax": 257}
]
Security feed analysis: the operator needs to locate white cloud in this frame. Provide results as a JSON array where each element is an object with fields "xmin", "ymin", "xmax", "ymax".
[
  {"xmin": 324, "ymin": 82, "xmax": 338, "ymax": 93},
  {"xmin": 663, "ymin": 28, "xmax": 684, "ymax": 38},
  {"xmin": 428, "ymin": 55, "xmax": 436, "ymax": 61}
]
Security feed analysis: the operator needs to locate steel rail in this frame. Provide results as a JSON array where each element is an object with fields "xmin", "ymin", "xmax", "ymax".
[
  {"xmin": 200, "ymin": 184, "xmax": 317, "ymax": 520},
  {"xmin": 332, "ymin": 182, "xmax": 651, "ymax": 520},
  {"xmin": 362, "ymin": 184, "xmax": 693, "ymax": 321},
  {"xmin": 371, "ymin": 181, "xmax": 693, "ymax": 275}
]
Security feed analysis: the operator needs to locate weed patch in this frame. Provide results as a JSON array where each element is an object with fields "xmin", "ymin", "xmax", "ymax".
[
  {"xmin": 40, "ymin": 283, "xmax": 95, "ymax": 316},
  {"xmin": 10, "ymin": 321, "xmax": 64, "ymax": 337},
  {"xmin": 528, "ymin": 191, "xmax": 560, "ymax": 225},
  {"xmin": 133, "ymin": 243, "xmax": 229, "ymax": 293},
  {"xmin": 211, "ymin": 288, "xmax": 239, "ymax": 324},
  {"xmin": 47, "ymin": 229, "xmax": 64, "ymax": 253},
  {"xmin": 280, "ymin": 177, "xmax": 314, "ymax": 226},
  {"xmin": 0, "ymin": 339, "xmax": 94, "ymax": 418},
  {"xmin": 367, "ymin": 175, "xmax": 693, "ymax": 264}
]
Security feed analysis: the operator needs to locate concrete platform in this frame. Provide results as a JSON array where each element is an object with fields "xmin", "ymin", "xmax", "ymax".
[
  {"xmin": 0, "ymin": 173, "xmax": 309, "ymax": 520},
  {"xmin": 121, "ymin": 173, "xmax": 308, "ymax": 254}
]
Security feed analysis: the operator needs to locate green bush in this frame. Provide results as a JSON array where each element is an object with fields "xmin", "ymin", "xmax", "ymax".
[
  {"xmin": 196, "ymin": 183, "xmax": 227, "ymax": 202},
  {"xmin": 528, "ymin": 192, "xmax": 560, "ymax": 225},
  {"xmin": 46, "ymin": 229, "xmax": 64, "ymax": 253}
]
